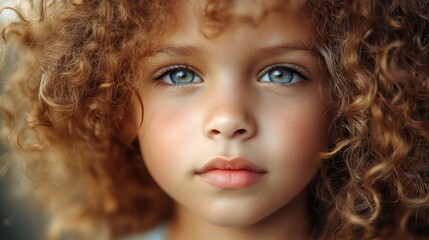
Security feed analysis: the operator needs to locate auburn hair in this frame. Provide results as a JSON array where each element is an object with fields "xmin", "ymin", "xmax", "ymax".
[{"xmin": 0, "ymin": 0, "xmax": 428, "ymax": 239}]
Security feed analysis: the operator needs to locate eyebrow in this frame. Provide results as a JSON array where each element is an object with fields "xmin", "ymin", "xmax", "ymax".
[
  {"xmin": 260, "ymin": 42, "xmax": 320, "ymax": 58},
  {"xmin": 148, "ymin": 45, "xmax": 201, "ymax": 57},
  {"xmin": 148, "ymin": 42, "xmax": 320, "ymax": 59}
]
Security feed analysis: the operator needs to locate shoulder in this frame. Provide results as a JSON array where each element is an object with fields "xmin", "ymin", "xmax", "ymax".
[{"xmin": 119, "ymin": 225, "xmax": 167, "ymax": 240}]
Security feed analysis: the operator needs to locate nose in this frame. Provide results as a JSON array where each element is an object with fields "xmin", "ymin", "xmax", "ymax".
[{"xmin": 203, "ymin": 98, "xmax": 257, "ymax": 141}]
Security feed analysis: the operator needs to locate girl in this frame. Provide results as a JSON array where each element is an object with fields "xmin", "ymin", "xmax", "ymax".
[{"xmin": 0, "ymin": 0, "xmax": 428, "ymax": 239}]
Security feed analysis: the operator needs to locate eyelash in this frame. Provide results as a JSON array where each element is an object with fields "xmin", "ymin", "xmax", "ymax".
[
  {"xmin": 152, "ymin": 63, "xmax": 309, "ymax": 86},
  {"xmin": 152, "ymin": 64, "xmax": 202, "ymax": 87},
  {"xmin": 258, "ymin": 63, "xmax": 309, "ymax": 85},
  {"xmin": 153, "ymin": 65, "xmax": 194, "ymax": 79}
]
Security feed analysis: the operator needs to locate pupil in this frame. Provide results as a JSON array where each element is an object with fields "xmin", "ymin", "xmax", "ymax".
[
  {"xmin": 172, "ymin": 70, "xmax": 193, "ymax": 83},
  {"xmin": 270, "ymin": 69, "xmax": 292, "ymax": 83},
  {"xmin": 177, "ymin": 71, "xmax": 186, "ymax": 79},
  {"xmin": 176, "ymin": 71, "xmax": 186, "ymax": 80},
  {"xmin": 273, "ymin": 70, "xmax": 283, "ymax": 78}
]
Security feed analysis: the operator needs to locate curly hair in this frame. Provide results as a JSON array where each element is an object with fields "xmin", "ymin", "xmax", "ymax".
[
  {"xmin": 307, "ymin": 0, "xmax": 429, "ymax": 239},
  {"xmin": 0, "ymin": 0, "xmax": 428, "ymax": 239}
]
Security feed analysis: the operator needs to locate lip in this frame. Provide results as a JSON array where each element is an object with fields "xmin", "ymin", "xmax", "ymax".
[{"xmin": 196, "ymin": 157, "xmax": 267, "ymax": 189}]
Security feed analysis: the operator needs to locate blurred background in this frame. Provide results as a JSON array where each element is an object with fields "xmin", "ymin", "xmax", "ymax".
[
  {"xmin": 1, "ymin": 1, "xmax": 44, "ymax": 239},
  {"xmin": 0, "ymin": 148, "xmax": 44, "ymax": 240}
]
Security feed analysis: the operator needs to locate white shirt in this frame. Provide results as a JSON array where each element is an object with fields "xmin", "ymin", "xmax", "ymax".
[{"xmin": 120, "ymin": 224, "xmax": 167, "ymax": 240}]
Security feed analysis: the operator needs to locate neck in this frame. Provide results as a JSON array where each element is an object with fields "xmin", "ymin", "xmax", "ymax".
[{"xmin": 167, "ymin": 191, "xmax": 313, "ymax": 240}]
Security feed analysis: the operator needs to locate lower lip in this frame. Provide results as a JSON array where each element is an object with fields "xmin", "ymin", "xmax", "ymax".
[{"xmin": 197, "ymin": 170, "xmax": 265, "ymax": 189}]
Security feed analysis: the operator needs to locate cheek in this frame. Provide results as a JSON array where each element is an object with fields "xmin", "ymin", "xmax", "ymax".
[
  {"xmin": 264, "ymin": 97, "xmax": 329, "ymax": 173},
  {"xmin": 256, "ymin": 100, "xmax": 328, "ymax": 208},
  {"xmin": 137, "ymin": 105, "xmax": 196, "ymax": 185}
]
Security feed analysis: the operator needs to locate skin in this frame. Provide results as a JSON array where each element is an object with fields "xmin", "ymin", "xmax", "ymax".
[{"xmin": 135, "ymin": 0, "xmax": 329, "ymax": 239}]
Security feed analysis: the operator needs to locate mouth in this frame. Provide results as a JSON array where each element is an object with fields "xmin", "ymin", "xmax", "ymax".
[{"xmin": 196, "ymin": 157, "xmax": 267, "ymax": 189}]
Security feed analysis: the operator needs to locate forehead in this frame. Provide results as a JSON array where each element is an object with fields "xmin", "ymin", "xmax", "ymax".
[
  {"xmin": 184, "ymin": 0, "xmax": 309, "ymax": 29},
  {"xmin": 159, "ymin": 0, "xmax": 314, "ymax": 47}
]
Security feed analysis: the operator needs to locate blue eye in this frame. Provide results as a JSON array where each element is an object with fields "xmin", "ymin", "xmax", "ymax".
[
  {"xmin": 155, "ymin": 66, "xmax": 202, "ymax": 85},
  {"xmin": 260, "ymin": 65, "xmax": 306, "ymax": 84}
]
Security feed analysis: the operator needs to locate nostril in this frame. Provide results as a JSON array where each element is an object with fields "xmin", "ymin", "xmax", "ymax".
[
  {"xmin": 210, "ymin": 129, "xmax": 221, "ymax": 135},
  {"xmin": 209, "ymin": 129, "xmax": 247, "ymax": 137},
  {"xmin": 235, "ymin": 129, "xmax": 247, "ymax": 135}
]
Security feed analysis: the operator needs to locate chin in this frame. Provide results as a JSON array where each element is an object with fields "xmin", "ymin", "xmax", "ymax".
[
  {"xmin": 199, "ymin": 208, "xmax": 270, "ymax": 228},
  {"xmin": 206, "ymin": 218, "xmax": 261, "ymax": 228}
]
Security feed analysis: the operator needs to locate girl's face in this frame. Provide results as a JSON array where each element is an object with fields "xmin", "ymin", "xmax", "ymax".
[{"xmin": 136, "ymin": 0, "xmax": 328, "ymax": 228}]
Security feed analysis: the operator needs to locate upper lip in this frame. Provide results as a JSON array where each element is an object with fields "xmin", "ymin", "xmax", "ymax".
[{"xmin": 197, "ymin": 157, "xmax": 267, "ymax": 174}]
